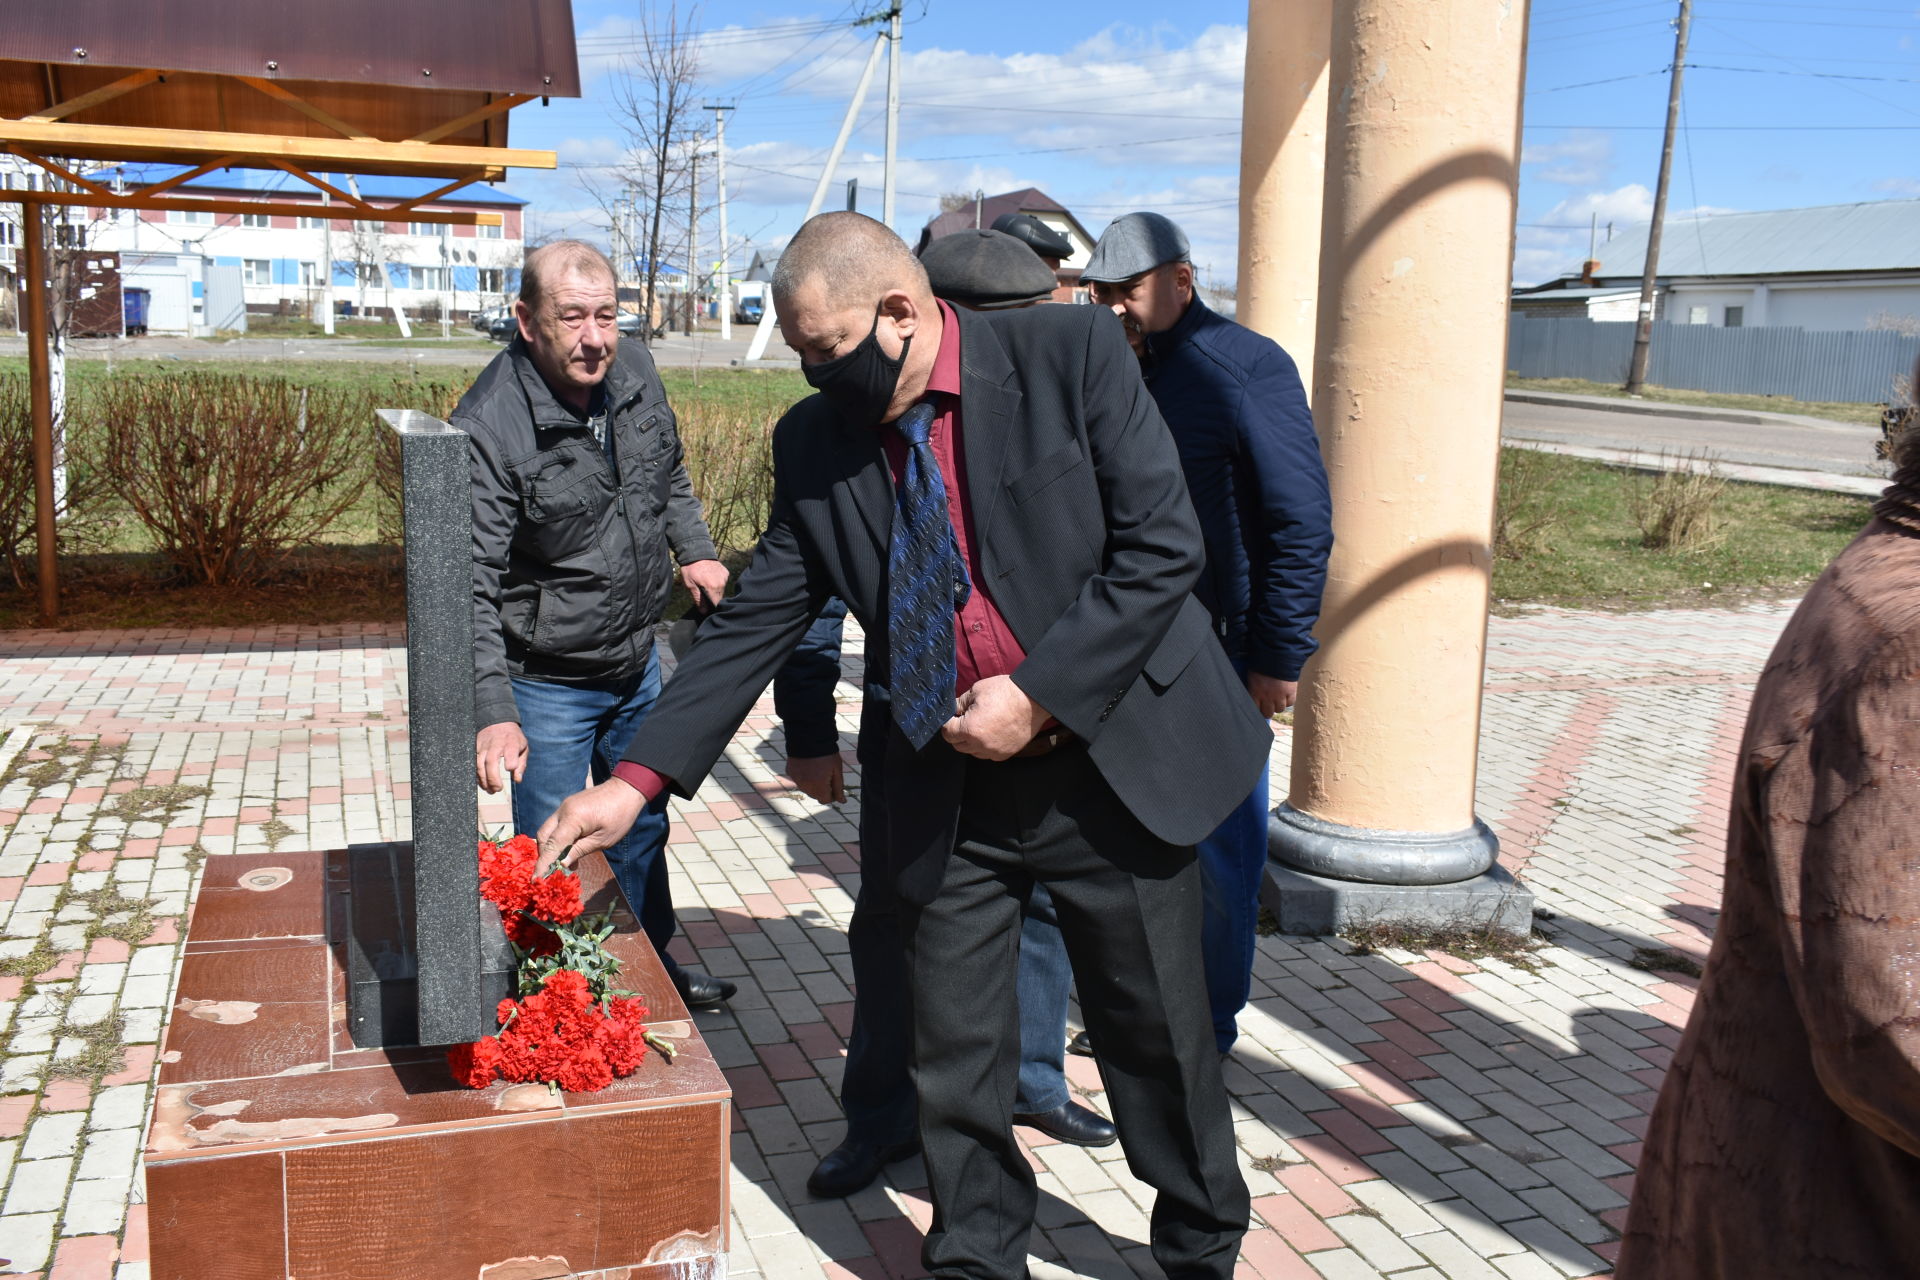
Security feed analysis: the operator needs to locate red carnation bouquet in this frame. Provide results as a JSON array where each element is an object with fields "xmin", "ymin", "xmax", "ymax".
[{"xmin": 448, "ymin": 835, "xmax": 671, "ymax": 1092}]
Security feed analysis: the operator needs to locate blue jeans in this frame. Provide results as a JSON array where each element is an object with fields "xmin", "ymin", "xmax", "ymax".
[
  {"xmin": 1016, "ymin": 885, "xmax": 1074, "ymax": 1113},
  {"xmin": 508, "ymin": 655, "xmax": 678, "ymax": 976},
  {"xmin": 1196, "ymin": 767, "xmax": 1270, "ymax": 1054}
]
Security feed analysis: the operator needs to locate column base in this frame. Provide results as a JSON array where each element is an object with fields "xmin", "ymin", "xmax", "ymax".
[
  {"xmin": 1269, "ymin": 802, "xmax": 1498, "ymax": 885},
  {"xmin": 1261, "ymin": 858, "xmax": 1533, "ymax": 938},
  {"xmin": 1264, "ymin": 802, "xmax": 1531, "ymax": 938}
]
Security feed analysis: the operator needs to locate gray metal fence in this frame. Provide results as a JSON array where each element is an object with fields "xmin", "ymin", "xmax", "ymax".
[{"xmin": 1507, "ymin": 317, "xmax": 1920, "ymax": 404}]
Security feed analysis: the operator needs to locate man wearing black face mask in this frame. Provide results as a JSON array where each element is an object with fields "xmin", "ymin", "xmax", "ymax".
[{"xmin": 536, "ymin": 212, "xmax": 1268, "ymax": 1280}]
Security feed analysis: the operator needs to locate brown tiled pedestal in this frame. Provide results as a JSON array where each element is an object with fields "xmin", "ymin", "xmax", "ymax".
[{"xmin": 144, "ymin": 847, "xmax": 731, "ymax": 1280}]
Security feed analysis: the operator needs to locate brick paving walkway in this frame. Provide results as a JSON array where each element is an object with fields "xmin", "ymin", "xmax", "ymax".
[{"xmin": 0, "ymin": 602, "xmax": 1796, "ymax": 1280}]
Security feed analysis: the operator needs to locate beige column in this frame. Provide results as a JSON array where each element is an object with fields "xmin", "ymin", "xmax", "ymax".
[
  {"xmin": 1236, "ymin": 0, "xmax": 1330, "ymax": 375},
  {"xmin": 1272, "ymin": 0, "xmax": 1529, "ymax": 886}
]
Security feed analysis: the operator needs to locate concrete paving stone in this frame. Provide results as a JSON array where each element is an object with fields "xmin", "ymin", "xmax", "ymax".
[
  {"xmin": 1453, "ymin": 1140, "xmax": 1550, "ymax": 1192},
  {"xmin": 1501, "ymin": 1217, "xmax": 1607, "ymax": 1277},
  {"xmin": 58, "ymin": 1174, "xmax": 134, "ymax": 1237},
  {"xmin": 1425, "ymin": 1199, "xmax": 1530, "ymax": 1258},
  {"xmin": 1358, "ymin": 1152, "xmax": 1454, "ymax": 1206},
  {"xmin": 1477, "ymin": 1091, "xmax": 1560, "ymax": 1135},
  {"xmin": 1527, "ymin": 1159, "xmax": 1628, "ymax": 1214},
  {"xmin": 1533, "ymin": 1127, "xmax": 1632, "ymax": 1179},
  {"xmin": 1538, "ymin": 1101, "xmax": 1635, "ymax": 1148},
  {"xmin": 1407, "ymin": 1229, "xmax": 1507, "ymax": 1280},
  {"xmin": 3, "ymin": 1157, "xmax": 72, "ymax": 1214},
  {"xmin": 1383, "ymin": 1125, "xmax": 1469, "ymax": 1176},
  {"xmin": 1303, "ymin": 1245, "xmax": 1387, "ymax": 1280},
  {"xmin": 83, "ymin": 1086, "xmax": 147, "ymax": 1132},
  {"xmin": 1438, "ymin": 1169, "xmax": 1535, "ymax": 1224},
  {"xmin": 1480, "ymin": 1068, "xmax": 1571, "ymax": 1110},
  {"xmin": 0, "ymin": 1209, "xmax": 57, "ymax": 1272},
  {"xmin": 1516, "ymin": 1186, "xmax": 1610, "ymax": 1245},
  {"xmin": 21, "ymin": 1113, "xmax": 85, "ymax": 1161},
  {"xmin": 1492, "ymin": 1253, "xmax": 1568, "ymax": 1280},
  {"xmin": 1344, "ymin": 1178, "xmax": 1442, "ymax": 1238}
]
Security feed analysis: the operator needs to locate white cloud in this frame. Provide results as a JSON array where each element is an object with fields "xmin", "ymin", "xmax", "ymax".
[
  {"xmin": 1874, "ymin": 177, "xmax": 1920, "ymax": 198},
  {"xmin": 1521, "ymin": 131, "xmax": 1613, "ymax": 187}
]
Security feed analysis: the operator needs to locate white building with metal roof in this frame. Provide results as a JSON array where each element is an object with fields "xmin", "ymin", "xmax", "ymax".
[{"xmin": 1513, "ymin": 198, "xmax": 1920, "ymax": 332}]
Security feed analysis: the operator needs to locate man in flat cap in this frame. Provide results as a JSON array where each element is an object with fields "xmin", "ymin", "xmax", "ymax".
[
  {"xmin": 774, "ymin": 225, "xmax": 1113, "ymax": 1201},
  {"xmin": 1083, "ymin": 210, "xmax": 1332, "ymax": 1059},
  {"xmin": 991, "ymin": 211, "xmax": 1075, "ymax": 273}
]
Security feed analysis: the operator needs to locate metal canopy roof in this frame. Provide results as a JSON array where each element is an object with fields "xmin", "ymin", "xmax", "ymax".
[{"xmin": 1580, "ymin": 198, "xmax": 1920, "ymax": 282}]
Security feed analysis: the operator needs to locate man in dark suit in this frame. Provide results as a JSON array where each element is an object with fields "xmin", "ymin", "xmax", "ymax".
[{"xmin": 538, "ymin": 212, "xmax": 1268, "ymax": 1280}]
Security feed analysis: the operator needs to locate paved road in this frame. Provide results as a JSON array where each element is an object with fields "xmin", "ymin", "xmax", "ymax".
[{"xmin": 1502, "ymin": 396, "xmax": 1885, "ymax": 478}]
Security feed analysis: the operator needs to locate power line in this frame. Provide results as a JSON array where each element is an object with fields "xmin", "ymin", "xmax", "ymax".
[{"xmin": 1528, "ymin": 69, "xmax": 1670, "ymax": 94}]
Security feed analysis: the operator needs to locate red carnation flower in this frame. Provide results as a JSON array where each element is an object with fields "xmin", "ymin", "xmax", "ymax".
[
  {"xmin": 529, "ymin": 866, "xmax": 584, "ymax": 925},
  {"xmin": 447, "ymin": 1036, "xmax": 505, "ymax": 1088}
]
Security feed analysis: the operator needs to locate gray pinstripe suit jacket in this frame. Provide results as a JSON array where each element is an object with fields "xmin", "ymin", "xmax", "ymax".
[{"xmin": 622, "ymin": 302, "xmax": 1271, "ymax": 904}]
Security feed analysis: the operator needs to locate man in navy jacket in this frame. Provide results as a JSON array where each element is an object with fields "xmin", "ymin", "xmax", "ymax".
[{"xmin": 1083, "ymin": 211, "xmax": 1333, "ymax": 1055}]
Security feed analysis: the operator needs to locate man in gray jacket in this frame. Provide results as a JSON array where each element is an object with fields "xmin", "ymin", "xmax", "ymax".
[{"xmin": 461, "ymin": 240, "xmax": 736, "ymax": 1009}]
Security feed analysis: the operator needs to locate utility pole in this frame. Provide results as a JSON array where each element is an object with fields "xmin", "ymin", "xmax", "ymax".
[
  {"xmin": 744, "ymin": 30, "xmax": 888, "ymax": 361},
  {"xmin": 1626, "ymin": 0, "xmax": 1692, "ymax": 395},
  {"xmin": 884, "ymin": 2, "xmax": 902, "ymax": 228},
  {"xmin": 321, "ymin": 186, "xmax": 334, "ymax": 334},
  {"xmin": 706, "ymin": 102, "xmax": 733, "ymax": 340},
  {"xmin": 686, "ymin": 143, "xmax": 700, "ymax": 336}
]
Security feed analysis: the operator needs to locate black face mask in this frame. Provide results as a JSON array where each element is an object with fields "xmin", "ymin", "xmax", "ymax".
[{"xmin": 803, "ymin": 311, "xmax": 912, "ymax": 426}]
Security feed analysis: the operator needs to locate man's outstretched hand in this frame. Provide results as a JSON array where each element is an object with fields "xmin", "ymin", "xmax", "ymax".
[{"xmin": 536, "ymin": 778, "xmax": 646, "ymax": 874}]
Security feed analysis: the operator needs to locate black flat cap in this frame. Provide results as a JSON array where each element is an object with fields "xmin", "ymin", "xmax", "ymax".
[
  {"xmin": 921, "ymin": 230, "xmax": 1059, "ymax": 310},
  {"xmin": 991, "ymin": 211, "xmax": 1075, "ymax": 261}
]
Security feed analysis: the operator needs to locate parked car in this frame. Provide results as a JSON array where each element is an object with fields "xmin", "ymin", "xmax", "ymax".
[
  {"xmin": 489, "ymin": 310, "xmax": 654, "ymax": 342},
  {"xmin": 734, "ymin": 298, "xmax": 764, "ymax": 324},
  {"xmin": 472, "ymin": 305, "xmax": 508, "ymax": 334}
]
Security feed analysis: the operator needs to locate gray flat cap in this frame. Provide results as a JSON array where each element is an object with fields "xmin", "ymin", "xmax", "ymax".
[
  {"xmin": 990, "ymin": 212, "xmax": 1075, "ymax": 262},
  {"xmin": 1080, "ymin": 211, "xmax": 1190, "ymax": 283},
  {"xmin": 921, "ymin": 230, "xmax": 1058, "ymax": 310}
]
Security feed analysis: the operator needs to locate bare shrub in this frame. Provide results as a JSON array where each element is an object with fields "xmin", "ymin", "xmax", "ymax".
[
  {"xmin": 83, "ymin": 373, "xmax": 375, "ymax": 585},
  {"xmin": 677, "ymin": 404, "xmax": 774, "ymax": 555},
  {"xmin": 1494, "ymin": 447, "xmax": 1561, "ymax": 561},
  {"xmin": 370, "ymin": 381, "xmax": 464, "ymax": 547},
  {"xmin": 0, "ymin": 373, "xmax": 109, "ymax": 589},
  {"xmin": 1626, "ymin": 452, "xmax": 1728, "ymax": 551},
  {"xmin": 1866, "ymin": 309, "xmax": 1920, "ymax": 339}
]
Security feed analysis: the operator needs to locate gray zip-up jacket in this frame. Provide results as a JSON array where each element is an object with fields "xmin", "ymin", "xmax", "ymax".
[{"xmin": 462, "ymin": 336, "xmax": 717, "ymax": 727}]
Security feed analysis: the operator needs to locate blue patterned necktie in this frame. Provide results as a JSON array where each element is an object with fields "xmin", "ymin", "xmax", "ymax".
[{"xmin": 887, "ymin": 400, "xmax": 973, "ymax": 749}]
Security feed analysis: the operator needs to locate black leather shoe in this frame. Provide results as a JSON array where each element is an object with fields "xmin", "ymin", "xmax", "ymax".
[
  {"xmin": 672, "ymin": 966, "xmax": 737, "ymax": 1010},
  {"xmin": 1066, "ymin": 1029, "xmax": 1094, "ymax": 1057},
  {"xmin": 806, "ymin": 1138, "xmax": 921, "ymax": 1199},
  {"xmin": 1013, "ymin": 1100, "xmax": 1118, "ymax": 1147}
]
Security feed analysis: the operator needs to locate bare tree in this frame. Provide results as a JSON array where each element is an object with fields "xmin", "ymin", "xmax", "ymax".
[
  {"xmin": 344, "ymin": 218, "xmax": 388, "ymax": 316},
  {"xmin": 607, "ymin": 2, "xmax": 705, "ymax": 344}
]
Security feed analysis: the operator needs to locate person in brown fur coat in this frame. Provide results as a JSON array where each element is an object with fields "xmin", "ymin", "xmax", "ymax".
[{"xmin": 1617, "ymin": 390, "xmax": 1920, "ymax": 1278}]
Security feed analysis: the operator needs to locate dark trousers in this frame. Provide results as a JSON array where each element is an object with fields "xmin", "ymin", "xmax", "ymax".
[
  {"xmin": 841, "ymin": 777, "xmax": 1077, "ymax": 1144},
  {"xmin": 904, "ymin": 746, "xmax": 1248, "ymax": 1280}
]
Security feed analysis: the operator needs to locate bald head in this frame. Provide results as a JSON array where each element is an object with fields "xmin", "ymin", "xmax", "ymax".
[
  {"xmin": 520, "ymin": 240, "xmax": 617, "ymax": 311},
  {"xmin": 773, "ymin": 212, "xmax": 930, "ymax": 311}
]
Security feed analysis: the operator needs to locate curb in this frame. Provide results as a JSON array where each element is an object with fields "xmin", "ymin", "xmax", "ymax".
[{"xmin": 1504, "ymin": 389, "xmax": 1771, "ymax": 426}]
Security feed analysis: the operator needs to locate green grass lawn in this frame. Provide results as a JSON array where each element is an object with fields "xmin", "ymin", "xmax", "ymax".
[
  {"xmin": 1507, "ymin": 373, "xmax": 1883, "ymax": 428},
  {"xmin": 1492, "ymin": 448, "xmax": 1873, "ymax": 610}
]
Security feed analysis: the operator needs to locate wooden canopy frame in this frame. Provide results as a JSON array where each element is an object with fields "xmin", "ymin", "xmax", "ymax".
[{"xmin": 4, "ymin": 26, "xmax": 568, "ymax": 623}]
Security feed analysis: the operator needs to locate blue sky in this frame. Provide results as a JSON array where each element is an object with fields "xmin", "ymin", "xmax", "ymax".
[{"xmin": 502, "ymin": 0, "xmax": 1920, "ymax": 287}]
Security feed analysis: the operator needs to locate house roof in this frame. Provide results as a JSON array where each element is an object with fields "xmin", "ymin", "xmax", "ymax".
[
  {"xmin": 106, "ymin": 163, "xmax": 528, "ymax": 207},
  {"xmin": 1512, "ymin": 284, "xmax": 1640, "ymax": 301},
  {"xmin": 1579, "ymin": 198, "xmax": 1920, "ymax": 281},
  {"xmin": 916, "ymin": 187, "xmax": 1081, "ymax": 252}
]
